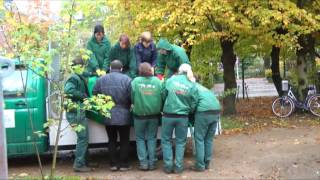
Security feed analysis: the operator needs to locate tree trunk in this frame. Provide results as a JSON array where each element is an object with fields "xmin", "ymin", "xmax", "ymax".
[
  {"xmin": 220, "ymin": 39, "xmax": 237, "ymax": 115},
  {"xmin": 296, "ymin": 34, "xmax": 316, "ymax": 101},
  {"xmin": 270, "ymin": 45, "xmax": 283, "ymax": 96}
]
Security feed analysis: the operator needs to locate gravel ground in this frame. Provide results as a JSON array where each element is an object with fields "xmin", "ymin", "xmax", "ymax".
[{"xmin": 8, "ymin": 127, "xmax": 320, "ymax": 179}]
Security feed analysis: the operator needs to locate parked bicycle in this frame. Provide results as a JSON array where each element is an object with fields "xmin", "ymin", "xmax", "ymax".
[{"xmin": 272, "ymin": 81, "xmax": 320, "ymax": 118}]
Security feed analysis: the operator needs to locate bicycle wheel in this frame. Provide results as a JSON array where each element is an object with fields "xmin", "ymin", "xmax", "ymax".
[
  {"xmin": 272, "ymin": 96, "xmax": 294, "ymax": 118},
  {"xmin": 308, "ymin": 94, "xmax": 320, "ymax": 117}
]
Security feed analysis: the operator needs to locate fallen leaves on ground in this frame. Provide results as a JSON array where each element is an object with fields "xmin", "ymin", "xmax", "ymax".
[{"xmin": 221, "ymin": 97, "xmax": 320, "ymax": 136}]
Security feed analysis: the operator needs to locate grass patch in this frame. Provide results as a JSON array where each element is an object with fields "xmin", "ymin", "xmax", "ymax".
[{"xmin": 220, "ymin": 116, "xmax": 245, "ymax": 130}]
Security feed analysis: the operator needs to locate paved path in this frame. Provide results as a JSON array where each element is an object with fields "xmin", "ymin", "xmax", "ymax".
[{"xmin": 213, "ymin": 78, "xmax": 278, "ymax": 98}]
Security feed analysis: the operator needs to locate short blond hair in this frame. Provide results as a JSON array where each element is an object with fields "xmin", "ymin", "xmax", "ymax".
[{"xmin": 140, "ymin": 31, "xmax": 152, "ymax": 42}]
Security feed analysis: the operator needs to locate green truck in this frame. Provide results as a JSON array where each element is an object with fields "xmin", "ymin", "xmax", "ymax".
[{"xmin": 3, "ymin": 63, "xmax": 47, "ymax": 157}]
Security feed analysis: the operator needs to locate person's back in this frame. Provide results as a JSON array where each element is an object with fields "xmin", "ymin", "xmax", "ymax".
[
  {"xmin": 131, "ymin": 63, "xmax": 162, "ymax": 170},
  {"xmin": 161, "ymin": 64, "xmax": 198, "ymax": 174},
  {"xmin": 163, "ymin": 74, "xmax": 198, "ymax": 115},
  {"xmin": 192, "ymin": 83, "xmax": 221, "ymax": 172},
  {"xmin": 93, "ymin": 62, "xmax": 131, "ymax": 126},
  {"xmin": 132, "ymin": 76, "xmax": 162, "ymax": 117},
  {"xmin": 93, "ymin": 60, "xmax": 132, "ymax": 171},
  {"xmin": 196, "ymin": 83, "xmax": 221, "ymax": 112}
]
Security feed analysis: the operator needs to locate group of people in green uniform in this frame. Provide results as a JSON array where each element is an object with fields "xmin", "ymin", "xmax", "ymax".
[{"xmin": 64, "ymin": 25, "xmax": 221, "ymax": 174}]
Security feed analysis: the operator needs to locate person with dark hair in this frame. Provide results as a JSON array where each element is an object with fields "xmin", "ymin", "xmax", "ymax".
[
  {"xmin": 108, "ymin": 34, "xmax": 137, "ymax": 78},
  {"xmin": 64, "ymin": 57, "xmax": 91, "ymax": 172},
  {"xmin": 134, "ymin": 32, "xmax": 157, "ymax": 69},
  {"xmin": 86, "ymin": 24, "xmax": 111, "ymax": 75},
  {"xmin": 131, "ymin": 63, "xmax": 162, "ymax": 171},
  {"xmin": 161, "ymin": 64, "xmax": 198, "ymax": 174},
  {"xmin": 155, "ymin": 38, "xmax": 190, "ymax": 80},
  {"xmin": 93, "ymin": 60, "xmax": 132, "ymax": 171}
]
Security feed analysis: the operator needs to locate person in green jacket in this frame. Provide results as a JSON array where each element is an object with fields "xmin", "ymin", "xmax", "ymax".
[
  {"xmin": 108, "ymin": 34, "xmax": 137, "ymax": 78},
  {"xmin": 161, "ymin": 63, "xmax": 198, "ymax": 174},
  {"xmin": 192, "ymin": 83, "xmax": 221, "ymax": 172},
  {"xmin": 131, "ymin": 62, "xmax": 162, "ymax": 171},
  {"xmin": 86, "ymin": 24, "xmax": 111, "ymax": 76},
  {"xmin": 155, "ymin": 38, "xmax": 190, "ymax": 80},
  {"xmin": 64, "ymin": 57, "xmax": 91, "ymax": 172}
]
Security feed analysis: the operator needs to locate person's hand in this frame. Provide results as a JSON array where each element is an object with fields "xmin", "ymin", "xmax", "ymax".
[
  {"xmin": 156, "ymin": 74, "xmax": 164, "ymax": 80},
  {"xmin": 96, "ymin": 69, "xmax": 106, "ymax": 76}
]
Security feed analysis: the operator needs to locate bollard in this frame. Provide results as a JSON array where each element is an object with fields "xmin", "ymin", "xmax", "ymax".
[{"xmin": 0, "ymin": 57, "xmax": 15, "ymax": 180}]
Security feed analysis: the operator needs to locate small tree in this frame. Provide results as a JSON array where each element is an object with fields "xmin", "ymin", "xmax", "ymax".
[{"xmin": 0, "ymin": 0, "xmax": 114, "ymax": 178}]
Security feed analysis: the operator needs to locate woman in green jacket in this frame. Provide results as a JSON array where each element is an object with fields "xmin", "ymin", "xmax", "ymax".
[
  {"xmin": 86, "ymin": 25, "xmax": 111, "ymax": 75},
  {"xmin": 161, "ymin": 63, "xmax": 198, "ymax": 174},
  {"xmin": 192, "ymin": 83, "xmax": 221, "ymax": 172},
  {"xmin": 108, "ymin": 34, "xmax": 137, "ymax": 78},
  {"xmin": 131, "ymin": 63, "xmax": 162, "ymax": 171}
]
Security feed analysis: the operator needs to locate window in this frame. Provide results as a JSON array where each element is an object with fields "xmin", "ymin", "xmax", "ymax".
[{"xmin": 2, "ymin": 70, "xmax": 27, "ymax": 98}]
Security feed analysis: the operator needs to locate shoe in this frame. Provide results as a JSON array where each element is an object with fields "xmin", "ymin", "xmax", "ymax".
[
  {"xmin": 110, "ymin": 166, "xmax": 119, "ymax": 171},
  {"xmin": 73, "ymin": 166, "xmax": 92, "ymax": 172},
  {"xmin": 190, "ymin": 166, "xmax": 205, "ymax": 172},
  {"xmin": 148, "ymin": 165, "xmax": 157, "ymax": 171},
  {"xmin": 163, "ymin": 168, "xmax": 173, "ymax": 174},
  {"xmin": 87, "ymin": 162, "xmax": 99, "ymax": 168},
  {"xmin": 119, "ymin": 166, "xmax": 132, "ymax": 171},
  {"xmin": 139, "ymin": 165, "xmax": 149, "ymax": 171},
  {"xmin": 205, "ymin": 161, "xmax": 211, "ymax": 170},
  {"xmin": 174, "ymin": 168, "xmax": 184, "ymax": 174}
]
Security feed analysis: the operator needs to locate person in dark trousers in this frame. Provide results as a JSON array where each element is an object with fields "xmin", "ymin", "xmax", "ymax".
[
  {"xmin": 86, "ymin": 24, "xmax": 111, "ymax": 75},
  {"xmin": 108, "ymin": 34, "xmax": 137, "ymax": 78},
  {"xmin": 161, "ymin": 63, "xmax": 198, "ymax": 174},
  {"xmin": 93, "ymin": 60, "xmax": 132, "ymax": 171},
  {"xmin": 64, "ymin": 57, "xmax": 91, "ymax": 172},
  {"xmin": 134, "ymin": 32, "xmax": 157, "ymax": 69},
  {"xmin": 131, "ymin": 63, "xmax": 162, "ymax": 171}
]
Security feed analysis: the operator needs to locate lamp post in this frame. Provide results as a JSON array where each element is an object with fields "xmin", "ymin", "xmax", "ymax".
[{"xmin": 0, "ymin": 57, "xmax": 15, "ymax": 179}]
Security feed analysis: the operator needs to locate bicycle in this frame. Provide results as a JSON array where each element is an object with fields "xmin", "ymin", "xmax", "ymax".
[{"xmin": 272, "ymin": 84, "xmax": 320, "ymax": 117}]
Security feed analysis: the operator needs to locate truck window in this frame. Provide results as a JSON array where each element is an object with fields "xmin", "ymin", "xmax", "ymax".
[{"xmin": 2, "ymin": 70, "xmax": 27, "ymax": 98}]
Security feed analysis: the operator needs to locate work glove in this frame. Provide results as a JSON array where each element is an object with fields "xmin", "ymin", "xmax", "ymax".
[{"xmin": 156, "ymin": 74, "xmax": 164, "ymax": 80}]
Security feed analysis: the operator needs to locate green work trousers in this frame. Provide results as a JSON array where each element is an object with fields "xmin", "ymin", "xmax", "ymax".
[
  {"xmin": 134, "ymin": 118, "xmax": 159, "ymax": 167},
  {"xmin": 66, "ymin": 109, "xmax": 88, "ymax": 169},
  {"xmin": 194, "ymin": 113, "xmax": 219, "ymax": 170},
  {"xmin": 161, "ymin": 117, "xmax": 188, "ymax": 172}
]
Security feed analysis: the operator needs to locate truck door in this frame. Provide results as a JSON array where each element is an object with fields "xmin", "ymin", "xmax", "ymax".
[{"xmin": 3, "ymin": 65, "xmax": 47, "ymax": 157}]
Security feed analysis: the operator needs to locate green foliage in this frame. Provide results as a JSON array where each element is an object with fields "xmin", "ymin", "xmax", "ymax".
[
  {"xmin": 191, "ymin": 38, "xmax": 221, "ymax": 88},
  {"xmin": 218, "ymin": 88, "xmax": 237, "ymax": 100},
  {"xmin": 83, "ymin": 94, "xmax": 115, "ymax": 118},
  {"xmin": 265, "ymin": 69, "xmax": 272, "ymax": 79}
]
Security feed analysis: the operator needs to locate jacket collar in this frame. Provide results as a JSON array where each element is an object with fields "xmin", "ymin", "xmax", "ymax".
[{"xmin": 110, "ymin": 69, "xmax": 122, "ymax": 73}]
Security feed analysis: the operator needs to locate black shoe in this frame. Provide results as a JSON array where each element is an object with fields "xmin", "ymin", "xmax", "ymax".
[
  {"xmin": 174, "ymin": 168, "xmax": 184, "ymax": 174},
  {"xmin": 73, "ymin": 166, "xmax": 92, "ymax": 172},
  {"xmin": 149, "ymin": 165, "xmax": 157, "ymax": 171},
  {"xmin": 190, "ymin": 166, "xmax": 205, "ymax": 172},
  {"xmin": 87, "ymin": 162, "xmax": 99, "ymax": 168},
  {"xmin": 205, "ymin": 161, "xmax": 211, "ymax": 170},
  {"xmin": 163, "ymin": 168, "xmax": 173, "ymax": 174},
  {"xmin": 139, "ymin": 165, "xmax": 149, "ymax": 171}
]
